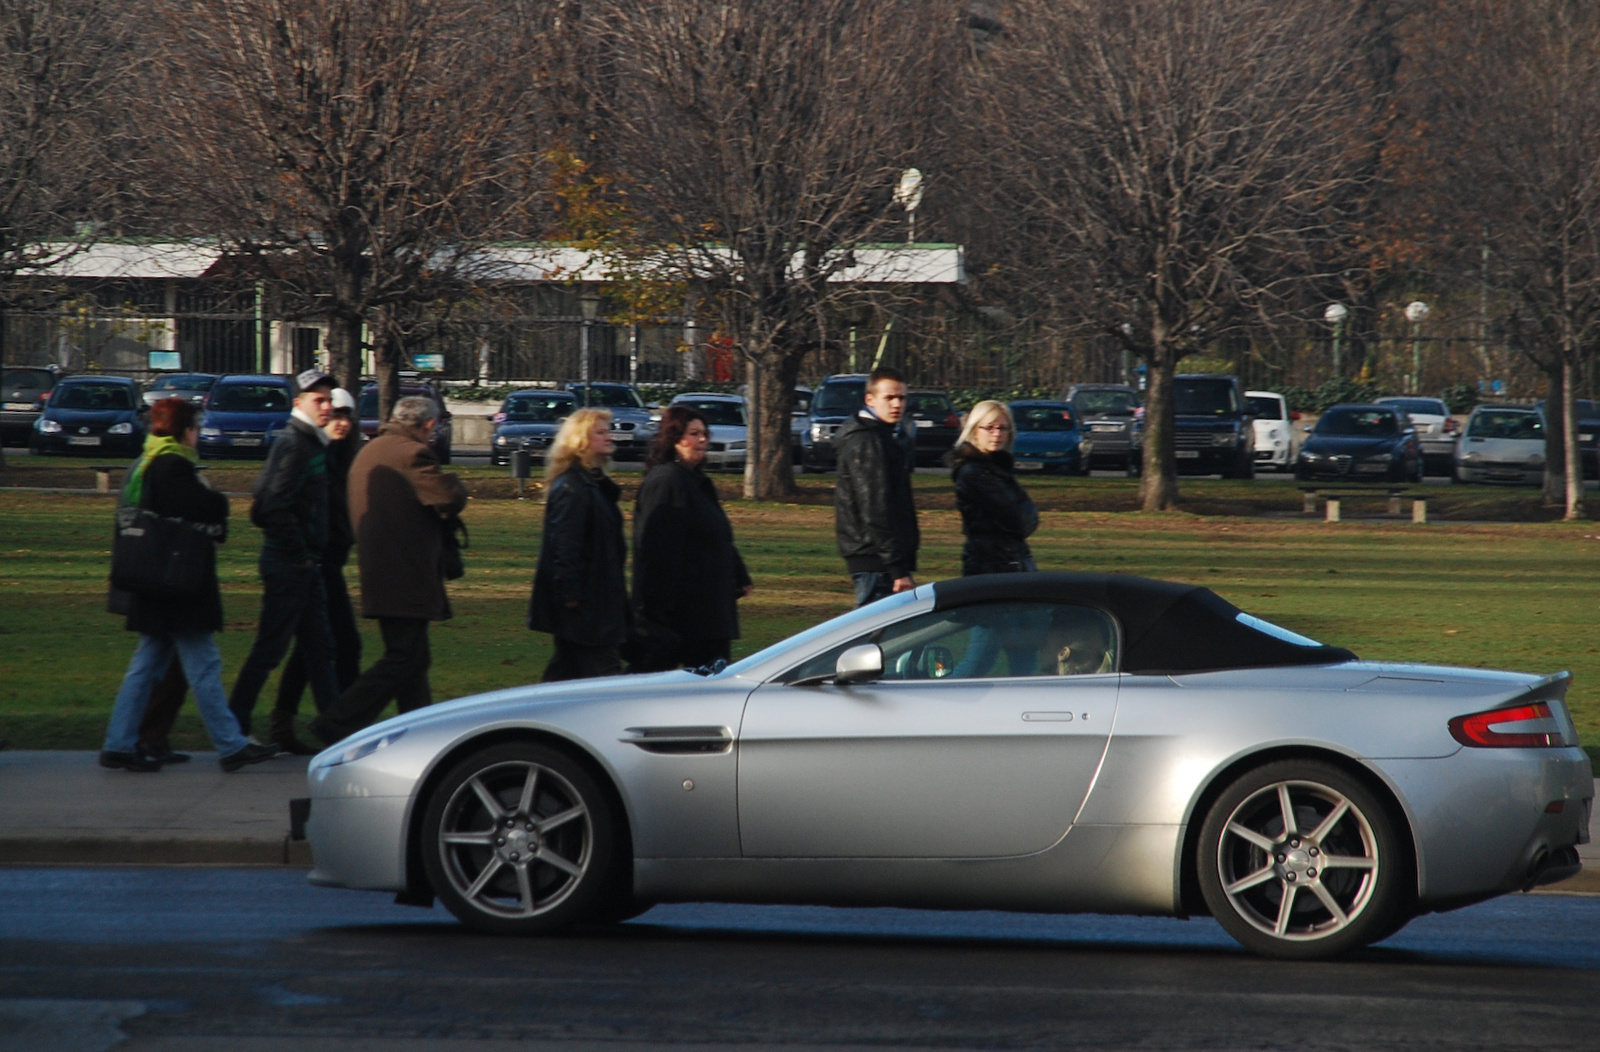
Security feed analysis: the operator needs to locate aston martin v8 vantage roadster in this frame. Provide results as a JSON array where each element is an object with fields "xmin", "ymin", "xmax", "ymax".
[{"xmin": 301, "ymin": 573, "xmax": 1593, "ymax": 959}]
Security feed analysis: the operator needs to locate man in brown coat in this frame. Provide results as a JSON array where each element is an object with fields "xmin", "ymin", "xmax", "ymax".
[{"xmin": 309, "ymin": 395, "xmax": 467, "ymax": 745}]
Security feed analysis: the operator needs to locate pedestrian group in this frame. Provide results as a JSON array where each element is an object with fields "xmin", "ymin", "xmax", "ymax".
[{"xmin": 97, "ymin": 365, "xmax": 1037, "ymax": 772}]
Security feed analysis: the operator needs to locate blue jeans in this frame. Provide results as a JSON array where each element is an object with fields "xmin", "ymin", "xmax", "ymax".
[
  {"xmin": 104, "ymin": 632, "xmax": 249, "ymax": 756},
  {"xmin": 229, "ymin": 550, "xmax": 340, "ymax": 736},
  {"xmin": 852, "ymin": 571, "xmax": 896, "ymax": 608}
]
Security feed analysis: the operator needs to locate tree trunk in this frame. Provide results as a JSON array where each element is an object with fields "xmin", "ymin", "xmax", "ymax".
[
  {"xmin": 1139, "ymin": 346, "xmax": 1180, "ymax": 511},
  {"xmin": 1563, "ymin": 356, "xmax": 1586, "ymax": 520},
  {"xmin": 372, "ymin": 311, "xmax": 404, "ymax": 426},
  {"xmin": 327, "ymin": 311, "xmax": 365, "ymax": 396},
  {"xmin": 1542, "ymin": 365, "xmax": 1566, "ymax": 507},
  {"xmin": 742, "ymin": 349, "xmax": 801, "ymax": 500}
]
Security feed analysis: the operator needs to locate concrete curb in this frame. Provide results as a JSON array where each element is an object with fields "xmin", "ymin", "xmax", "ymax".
[{"xmin": 0, "ymin": 836, "xmax": 312, "ymax": 867}]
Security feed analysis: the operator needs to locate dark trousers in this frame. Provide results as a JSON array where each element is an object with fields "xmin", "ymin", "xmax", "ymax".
[
  {"xmin": 229, "ymin": 550, "xmax": 340, "ymax": 737},
  {"xmin": 543, "ymin": 638, "xmax": 623, "ymax": 682},
  {"xmin": 311, "ymin": 617, "xmax": 432, "ymax": 744},
  {"xmin": 852, "ymin": 571, "xmax": 895, "ymax": 608},
  {"xmin": 675, "ymin": 638, "xmax": 731, "ymax": 671},
  {"xmin": 273, "ymin": 551, "xmax": 362, "ymax": 720},
  {"xmin": 137, "ymin": 657, "xmax": 188, "ymax": 751}
]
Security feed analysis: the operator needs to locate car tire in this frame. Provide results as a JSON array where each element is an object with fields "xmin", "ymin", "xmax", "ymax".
[
  {"xmin": 1197, "ymin": 759, "xmax": 1408, "ymax": 960},
  {"xmin": 421, "ymin": 741, "xmax": 620, "ymax": 936}
]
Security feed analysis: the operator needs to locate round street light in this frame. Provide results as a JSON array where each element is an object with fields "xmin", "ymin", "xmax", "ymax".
[
  {"xmin": 1404, "ymin": 300, "xmax": 1430, "ymax": 393},
  {"xmin": 1324, "ymin": 303, "xmax": 1348, "ymax": 376},
  {"xmin": 894, "ymin": 168, "xmax": 924, "ymax": 243}
]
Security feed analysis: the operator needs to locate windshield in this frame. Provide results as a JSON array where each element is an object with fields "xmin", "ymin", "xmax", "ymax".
[
  {"xmin": 1245, "ymin": 395, "xmax": 1284, "ymax": 420},
  {"xmin": 718, "ymin": 590, "xmax": 926, "ymax": 679},
  {"xmin": 814, "ymin": 380, "xmax": 865, "ymax": 414},
  {"xmin": 210, "ymin": 383, "xmax": 289, "ymax": 412},
  {"xmin": 3, "ymin": 369, "xmax": 53, "ymax": 391},
  {"xmin": 1174, "ymin": 379, "xmax": 1241, "ymax": 416},
  {"xmin": 1378, "ymin": 398, "xmax": 1446, "ymax": 416},
  {"xmin": 674, "ymin": 399, "xmax": 745, "ymax": 426},
  {"xmin": 1316, "ymin": 408, "xmax": 1399, "ymax": 436},
  {"xmin": 1467, "ymin": 410, "xmax": 1542, "ymax": 440},
  {"xmin": 151, "ymin": 375, "xmax": 213, "ymax": 392},
  {"xmin": 572, "ymin": 385, "xmax": 644, "ymax": 409},
  {"xmin": 1072, "ymin": 389, "xmax": 1138, "ymax": 415},
  {"xmin": 503, "ymin": 393, "xmax": 574, "ymax": 421},
  {"xmin": 53, "ymin": 383, "xmax": 134, "ymax": 410},
  {"xmin": 358, "ymin": 388, "xmax": 437, "ymax": 419},
  {"xmin": 909, "ymin": 393, "xmax": 952, "ymax": 417},
  {"xmin": 1013, "ymin": 405, "xmax": 1077, "ymax": 432}
]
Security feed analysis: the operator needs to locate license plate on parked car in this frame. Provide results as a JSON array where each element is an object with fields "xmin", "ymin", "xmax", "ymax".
[
  {"xmin": 1175, "ymin": 450, "xmax": 1199, "ymax": 459},
  {"xmin": 915, "ymin": 420, "xmax": 933, "ymax": 428},
  {"xmin": 68, "ymin": 436, "xmax": 100, "ymax": 446},
  {"xmin": 1015, "ymin": 460, "xmax": 1043, "ymax": 470},
  {"xmin": 2, "ymin": 402, "xmax": 32, "ymax": 411},
  {"xmin": 233, "ymin": 437, "xmax": 261, "ymax": 447}
]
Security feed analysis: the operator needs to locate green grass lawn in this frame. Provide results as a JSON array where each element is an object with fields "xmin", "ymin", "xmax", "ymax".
[{"xmin": 2, "ymin": 466, "xmax": 1598, "ymax": 761}]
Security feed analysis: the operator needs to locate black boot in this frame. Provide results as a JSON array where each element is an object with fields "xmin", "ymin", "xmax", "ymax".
[{"xmin": 268, "ymin": 711, "xmax": 317, "ymax": 756}]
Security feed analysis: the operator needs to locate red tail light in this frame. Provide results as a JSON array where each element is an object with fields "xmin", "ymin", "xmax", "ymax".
[
  {"xmin": 944, "ymin": 412, "xmax": 960, "ymax": 428},
  {"xmin": 1443, "ymin": 418, "xmax": 1459, "ymax": 434},
  {"xmin": 1448, "ymin": 701, "xmax": 1566, "ymax": 748}
]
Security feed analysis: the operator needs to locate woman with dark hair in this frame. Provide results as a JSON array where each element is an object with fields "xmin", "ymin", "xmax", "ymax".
[
  {"xmin": 630, "ymin": 405, "xmax": 752, "ymax": 671},
  {"xmin": 527, "ymin": 408, "xmax": 631, "ymax": 681},
  {"xmin": 99, "ymin": 398, "xmax": 280, "ymax": 772}
]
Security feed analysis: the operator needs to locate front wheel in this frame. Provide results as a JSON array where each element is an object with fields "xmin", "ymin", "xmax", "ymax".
[
  {"xmin": 1197, "ymin": 760, "xmax": 1408, "ymax": 960},
  {"xmin": 421, "ymin": 742, "xmax": 619, "ymax": 935}
]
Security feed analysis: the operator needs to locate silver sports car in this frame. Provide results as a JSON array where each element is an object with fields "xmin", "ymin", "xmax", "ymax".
[{"xmin": 300, "ymin": 573, "xmax": 1593, "ymax": 960}]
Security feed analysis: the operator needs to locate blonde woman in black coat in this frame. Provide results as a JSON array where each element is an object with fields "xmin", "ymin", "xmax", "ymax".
[{"xmin": 631, "ymin": 406, "xmax": 752, "ymax": 671}]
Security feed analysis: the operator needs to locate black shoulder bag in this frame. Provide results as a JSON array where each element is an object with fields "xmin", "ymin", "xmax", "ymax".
[{"xmin": 110, "ymin": 504, "xmax": 215, "ymax": 599}]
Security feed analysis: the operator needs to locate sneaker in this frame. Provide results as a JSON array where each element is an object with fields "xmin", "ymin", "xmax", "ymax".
[
  {"xmin": 99, "ymin": 749, "xmax": 161, "ymax": 772},
  {"xmin": 219, "ymin": 742, "xmax": 282, "ymax": 772}
]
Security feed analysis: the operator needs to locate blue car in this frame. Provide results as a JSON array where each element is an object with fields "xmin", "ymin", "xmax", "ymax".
[
  {"xmin": 198, "ymin": 374, "xmax": 293, "ymax": 459},
  {"xmin": 1295, "ymin": 403, "xmax": 1424, "ymax": 483},
  {"xmin": 1008, "ymin": 400, "xmax": 1089, "ymax": 475},
  {"xmin": 30, "ymin": 375, "xmax": 145, "ymax": 457},
  {"xmin": 490, "ymin": 389, "xmax": 576, "ymax": 466}
]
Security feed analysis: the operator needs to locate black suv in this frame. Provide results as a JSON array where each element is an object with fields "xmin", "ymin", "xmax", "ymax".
[
  {"xmin": 1, "ymin": 366, "xmax": 59, "ymax": 446},
  {"xmin": 1064, "ymin": 383, "xmax": 1142, "ymax": 473},
  {"xmin": 801, "ymin": 374, "xmax": 868, "ymax": 472},
  {"xmin": 1172, "ymin": 373, "xmax": 1255, "ymax": 478}
]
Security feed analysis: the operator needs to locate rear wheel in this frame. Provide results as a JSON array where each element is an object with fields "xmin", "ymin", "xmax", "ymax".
[
  {"xmin": 1197, "ymin": 760, "xmax": 1407, "ymax": 960},
  {"xmin": 422, "ymin": 742, "xmax": 619, "ymax": 935}
]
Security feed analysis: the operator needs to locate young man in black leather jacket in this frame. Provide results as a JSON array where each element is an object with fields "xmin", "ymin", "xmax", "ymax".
[{"xmin": 834, "ymin": 366, "xmax": 920, "ymax": 607}]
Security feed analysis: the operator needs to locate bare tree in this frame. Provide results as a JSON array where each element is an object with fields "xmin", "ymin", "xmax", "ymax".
[
  {"xmin": 1400, "ymin": 0, "xmax": 1600, "ymax": 519},
  {"xmin": 145, "ymin": 0, "xmax": 545, "ymax": 411},
  {"xmin": 583, "ymin": 0, "xmax": 952, "ymax": 499},
  {"xmin": 0, "ymin": 0, "xmax": 133, "ymax": 468},
  {"xmin": 972, "ymin": 0, "xmax": 1379, "ymax": 510}
]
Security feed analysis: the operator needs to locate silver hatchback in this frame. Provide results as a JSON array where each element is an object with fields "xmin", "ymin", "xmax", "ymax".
[{"xmin": 1455, "ymin": 405, "xmax": 1545, "ymax": 485}]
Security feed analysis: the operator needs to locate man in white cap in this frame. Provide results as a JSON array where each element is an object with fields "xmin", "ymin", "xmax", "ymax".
[
  {"xmin": 268, "ymin": 386, "xmax": 364, "ymax": 752},
  {"xmin": 228, "ymin": 368, "xmax": 342, "ymax": 742}
]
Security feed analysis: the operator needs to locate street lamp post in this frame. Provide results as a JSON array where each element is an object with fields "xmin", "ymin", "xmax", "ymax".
[
  {"xmin": 1405, "ymin": 300, "xmax": 1430, "ymax": 393},
  {"xmin": 578, "ymin": 287, "xmax": 601, "ymax": 397},
  {"xmin": 894, "ymin": 168, "xmax": 924, "ymax": 244},
  {"xmin": 1324, "ymin": 303, "xmax": 1349, "ymax": 378}
]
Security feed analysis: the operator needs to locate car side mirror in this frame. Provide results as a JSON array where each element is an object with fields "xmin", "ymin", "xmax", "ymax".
[{"xmin": 835, "ymin": 644, "xmax": 884, "ymax": 685}]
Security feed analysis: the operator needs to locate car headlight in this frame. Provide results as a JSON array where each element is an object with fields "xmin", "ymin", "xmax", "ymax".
[
  {"xmin": 200, "ymin": 427, "xmax": 222, "ymax": 439},
  {"xmin": 728, "ymin": 440, "xmax": 747, "ymax": 450},
  {"xmin": 108, "ymin": 422, "xmax": 134, "ymax": 435},
  {"xmin": 1462, "ymin": 452, "xmax": 1479, "ymax": 464},
  {"xmin": 311, "ymin": 728, "xmax": 407, "ymax": 770},
  {"xmin": 38, "ymin": 418, "xmax": 62, "ymax": 433},
  {"xmin": 1363, "ymin": 453, "xmax": 1392, "ymax": 464},
  {"xmin": 1528, "ymin": 454, "xmax": 1545, "ymax": 467},
  {"xmin": 811, "ymin": 424, "xmax": 826, "ymax": 440},
  {"xmin": 1213, "ymin": 433, "xmax": 1235, "ymax": 446},
  {"xmin": 495, "ymin": 434, "xmax": 509, "ymax": 445}
]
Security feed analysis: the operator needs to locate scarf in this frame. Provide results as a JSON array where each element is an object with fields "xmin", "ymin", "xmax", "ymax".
[{"xmin": 121, "ymin": 434, "xmax": 198, "ymax": 507}]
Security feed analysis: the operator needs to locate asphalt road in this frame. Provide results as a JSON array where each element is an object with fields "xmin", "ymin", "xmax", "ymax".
[{"xmin": 2, "ymin": 868, "xmax": 1597, "ymax": 1051}]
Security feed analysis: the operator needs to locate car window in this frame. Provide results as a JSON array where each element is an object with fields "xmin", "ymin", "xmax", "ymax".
[
  {"xmin": 1316, "ymin": 408, "xmax": 1399, "ymax": 436},
  {"xmin": 210, "ymin": 383, "xmax": 289, "ymax": 412},
  {"xmin": 909, "ymin": 394, "xmax": 952, "ymax": 417},
  {"xmin": 1174, "ymin": 379, "xmax": 1240, "ymax": 416},
  {"xmin": 792, "ymin": 390, "xmax": 813, "ymax": 414},
  {"xmin": 1014, "ymin": 405, "xmax": 1078, "ymax": 432},
  {"xmin": 572, "ymin": 385, "xmax": 644, "ymax": 408},
  {"xmin": 53, "ymin": 383, "xmax": 134, "ymax": 410},
  {"xmin": 1244, "ymin": 395, "xmax": 1284, "ymax": 420},
  {"xmin": 781, "ymin": 602, "xmax": 1118, "ymax": 683},
  {"xmin": 814, "ymin": 381, "xmax": 865, "ymax": 414},
  {"xmin": 674, "ymin": 399, "xmax": 745, "ymax": 426},
  {"xmin": 1377, "ymin": 398, "xmax": 1446, "ymax": 416},
  {"xmin": 502, "ymin": 393, "xmax": 574, "ymax": 421},
  {"xmin": 151, "ymin": 375, "xmax": 214, "ymax": 392},
  {"xmin": 1467, "ymin": 410, "xmax": 1542, "ymax": 440},
  {"xmin": 3, "ymin": 368, "xmax": 54, "ymax": 390},
  {"xmin": 1072, "ymin": 389, "xmax": 1138, "ymax": 415}
]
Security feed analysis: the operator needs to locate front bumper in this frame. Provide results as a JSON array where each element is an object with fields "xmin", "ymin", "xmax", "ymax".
[
  {"xmin": 30, "ymin": 430, "xmax": 142, "ymax": 457},
  {"xmin": 1456, "ymin": 462, "xmax": 1541, "ymax": 485}
]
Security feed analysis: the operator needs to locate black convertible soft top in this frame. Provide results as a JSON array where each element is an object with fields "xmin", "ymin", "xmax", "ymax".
[{"xmin": 932, "ymin": 572, "xmax": 1356, "ymax": 674}]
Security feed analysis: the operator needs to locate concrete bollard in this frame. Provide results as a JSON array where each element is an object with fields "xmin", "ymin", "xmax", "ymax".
[
  {"xmin": 1412, "ymin": 499, "xmax": 1427, "ymax": 524},
  {"xmin": 1325, "ymin": 498, "xmax": 1341, "ymax": 523}
]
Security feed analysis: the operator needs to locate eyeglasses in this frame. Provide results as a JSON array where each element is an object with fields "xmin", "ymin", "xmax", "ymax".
[{"xmin": 975, "ymin": 423, "xmax": 1010, "ymax": 433}]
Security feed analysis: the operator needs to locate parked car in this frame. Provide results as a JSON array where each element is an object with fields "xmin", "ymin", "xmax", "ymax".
[
  {"xmin": 789, "ymin": 385, "xmax": 813, "ymax": 464},
  {"xmin": 1454, "ymin": 405, "xmax": 1545, "ymax": 486},
  {"xmin": 1533, "ymin": 398, "xmax": 1600, "ymax": 479},
  {"xmin": 360, "ymin": 382, "xmax": 453, "ymax": 463},
  {"xmin": 489, "ymin": 389, "xmax": 576, "ymax": 466},
  {"xmin": 1374, "ymin": 396, "xmax": 1458, "ymax": 476},
  {"xmin": 1295, "ymin": 404, "xmax": 1423, "ymax": 483},
  {"xmin": 0, "ymin": 366, "xmax": 59, "ymax": 446},
  {"xmin": 1064, "ymin": 383, "xmax": 1142, "ymax": 474},
  {"xmin": 1008, "ymin": 400, "xmax": 1089, "ymax": 474},
  {"xmin": 142, "ymin": 372, "xmax": 219, "ymax": 409},
  {"xmin": 566, "ymin": 382, "xmax": 657, "ymax": 460},
  {"xmin": 29, "ymin": 374, "xmax": 144, "ymax": 457},
  {"xmin": 1244, "ymin": 390, "xmax": 1299, "ymax": 472},
  {"xmin": 301, "ymin": 571, "xmax": 1592, "ymax": 960},
  {"xmin": 801, "ymin": 373, "xmax": 867, "ymax": 472},
  {"xmin": 1173, "ymin": 374, "xmax": 1255, "ymax": 478},
  {"xmin": 907, "ymin": 390, "xmax": 961, "ymax": 466},
  {"xmin": 670, "ymin": 392, "xmax": 748, "ymax": 471},
  {"xmin": 197, "ymin": 374, "xmax": 293, "ymax": 459}
]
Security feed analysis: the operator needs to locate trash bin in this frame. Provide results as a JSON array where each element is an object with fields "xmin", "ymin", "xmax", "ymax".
[{"xmin": 510, "ymin": 448, "xmax": 532, "ymax": 479}]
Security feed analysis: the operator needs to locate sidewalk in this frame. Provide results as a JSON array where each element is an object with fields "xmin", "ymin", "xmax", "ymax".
[{"xmin": 0, "ymin": 749, "xmax": 1595, "ymax": 896}]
